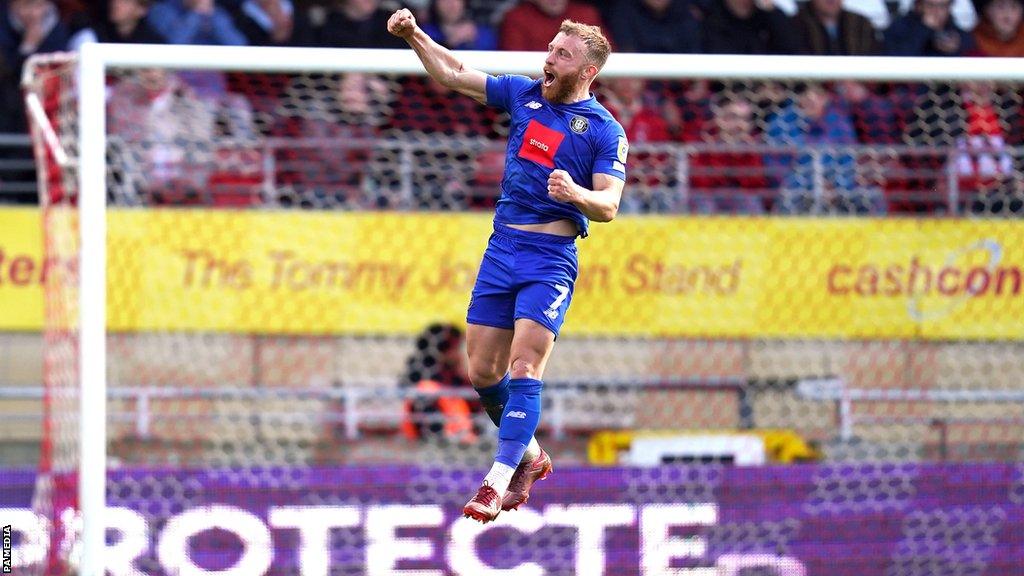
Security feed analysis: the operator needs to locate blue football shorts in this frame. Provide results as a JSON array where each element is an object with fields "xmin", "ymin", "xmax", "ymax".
[{"xmin": 466, "ymin": 223, "xmax": 578, "ymax": 337}]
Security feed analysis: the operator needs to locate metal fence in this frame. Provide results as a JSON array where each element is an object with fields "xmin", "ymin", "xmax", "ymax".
[
  {"xmin": 0, "ymin": 133, "xmax": 36, "ymax": 204},
  {"xmin": 104, "ymin": 136, "xmax": 1024, "ymax": 215}
]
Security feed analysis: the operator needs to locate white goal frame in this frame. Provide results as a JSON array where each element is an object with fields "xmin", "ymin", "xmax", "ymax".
[{"xmin": 61, "ymin": 43, "xmax": 1024, "ymax": 575}]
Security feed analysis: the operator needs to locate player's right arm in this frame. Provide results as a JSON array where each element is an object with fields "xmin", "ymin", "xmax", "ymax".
[{"xmin": 387, "ymin": 8, "xmax": 487, "ymax": 104}]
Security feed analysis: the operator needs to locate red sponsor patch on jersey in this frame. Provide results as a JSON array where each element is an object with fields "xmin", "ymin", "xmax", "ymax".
[{"xmin": 517, "ymin": 120, "xmax": 564, "ymax": 168}]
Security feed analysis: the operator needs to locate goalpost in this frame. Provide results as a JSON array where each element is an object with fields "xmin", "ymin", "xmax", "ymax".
[{"xmin": 21, "ymin": 43, "xmax": 1024, "ymax": 576}]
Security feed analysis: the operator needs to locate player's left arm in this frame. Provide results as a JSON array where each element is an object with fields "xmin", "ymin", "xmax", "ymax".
[{"xmin": 547, "ymin": 171, "xmax": 624, "ymax": 223}]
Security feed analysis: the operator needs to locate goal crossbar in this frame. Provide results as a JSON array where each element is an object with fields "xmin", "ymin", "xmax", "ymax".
[{"xmin": 73, "ymin": 43, "xmax": 1024, "ymax": 81}]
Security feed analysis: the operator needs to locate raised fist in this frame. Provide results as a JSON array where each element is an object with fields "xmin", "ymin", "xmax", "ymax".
[
  {"xmin": 387, "ymin": 8, "xmax": 417, "ymax": 39},
  {"xmin": 547, "ymin": 170, "xmax": 579, "ymax": 204}
]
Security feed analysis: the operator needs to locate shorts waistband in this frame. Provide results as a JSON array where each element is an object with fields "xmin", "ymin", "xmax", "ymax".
[{"xmin": 493, "ymin": 223, "xmax": 576, "ymax": 245}]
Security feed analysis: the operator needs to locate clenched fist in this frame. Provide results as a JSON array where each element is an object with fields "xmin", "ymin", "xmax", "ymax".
[
  {"xmin": 387, "ymin": 8, "xmax": 417, "ymax": 39},
  {"xmin": 547, "ymin": 170, "xmax": 580, "ymax": 204}
]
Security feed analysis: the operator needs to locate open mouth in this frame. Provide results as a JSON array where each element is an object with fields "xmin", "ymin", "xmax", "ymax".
[{"xmin": 543, "ymin": 71, "xmax": 555, "ymax": 87}]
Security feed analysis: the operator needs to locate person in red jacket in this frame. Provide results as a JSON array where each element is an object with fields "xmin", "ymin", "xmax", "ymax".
[
  {"xmin": 499, "ymin": 0, "xmax": 607, "ymax": 51},
  {"xmin": 601, "ymin": 77, "xmax": 675, "ymax": 212},
  {"xmin": 972, "ymin": 0, "xmax": 1024, "ymax": 56},
  {"xmin": 689, "ymin": 94, "xmax": 769, "ymax": 213},
  {"xmin": 601, "ymin": 77, "xmax": 670, "ymax": 143}
]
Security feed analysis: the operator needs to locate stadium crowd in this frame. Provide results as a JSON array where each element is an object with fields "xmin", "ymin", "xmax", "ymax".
[{"xmin": 1, "ymin": 0, "xmax": 1023, "ymax": 213}]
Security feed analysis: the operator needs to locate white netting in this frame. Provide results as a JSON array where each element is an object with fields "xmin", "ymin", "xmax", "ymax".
[
  {"xmin": 16, "ymin": 51, "xmax": 1024, "ymax": 575},
  {"xmin": 20, "ymin": 55, "xmax": 81, "ymax": 576},
  {"xmin": 97, "ymin": 73, "xmax": 1024, "ymax": 216}
]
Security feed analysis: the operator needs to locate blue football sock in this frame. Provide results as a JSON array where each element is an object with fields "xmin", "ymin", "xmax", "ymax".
[
  {"xmin": 495, "ymin": 378, "xmax": 543, "ymax": 467},
  {"xmin": 495, "ymin": 440, "xmax": 529, "ymax": 470},
  {"xmin": 475, "ymin": 372, "xmax": 510, "ymax": 427}
]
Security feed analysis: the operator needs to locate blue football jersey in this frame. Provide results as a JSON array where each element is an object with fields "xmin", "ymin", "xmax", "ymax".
[{"xmin": 485, "ymin": 74, "xmax": 627, "ymax": 238}]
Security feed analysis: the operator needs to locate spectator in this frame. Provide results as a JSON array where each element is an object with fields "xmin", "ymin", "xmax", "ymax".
[
  {"xmin": 273, "ymin": 72, "xmax": 392, "ymax": 207},
  {"xmin": 107, "ymin": 68, "xmax": 218, "ymax": 204},
  {"xmin": 903, "ymin": 81, "xmax": 1019, "ymax": 213},
  {"xmin": 793, "ymin": 0, "xmax": 881, "ymax": 55},
  {"xmin": 662, "ymin": 80, "xmax": 715, "ymax": 143},
  {"xmin": 231, "ymin": 0, "xmax": 315, "ymax": 46},
  {"xmin": 883, "ymin": 0, "xmax": 975, "ymax": 204},
  {"xmin": 601, "ymin": 77, "xmax": 676, "ymax": 212},
  {"xmin": 386, "ymin": 75, "xmax": 496, "ymax": 209},
  {"xmin": 499, "ymin": 0, "xmax": 606, "ymax": 52},
  {"xmin": 884, "ymin": 0, "xmax": 974, "ymax": 56},
  {"xmin": 318, "ymin": 0, "xmax": 405, "ymax": 48},
  {"xmin": 956, "ymin": 82, "xmax": 1016, "ymax": 198},
  {"xmin": 972, "ymin": 0, "xmax": 1024, "ymax": 56},
  {"xmin": 387, "ymin": 75, "xmax": 496, "ymax": 139},
  {"xmin": 400, "ymin": 323, "xmax": 479, "ymax": 444},
  {"xmin": 69, "ymin": 0, "xmax": 166, "ymax": 47},
  {"xmin": 421, "ymin": 0, "xmax": 496, "ymax": 50},
  {"xmin": 147, "ymin": 0, "xmax": 247, "ymax": 46},
  {"xmin": 792, "ymin": 0, "xmax": 893, "ymax": 148},
  {"xmin": 838, "ymin": 80, "xmax": 901, "ymax": 144},
  {"xmin": 794, "ymin": 0, "xmax": 895, "ymax": 149},
  {"xmin": 0, "ymin": 0, "xmax": 71, "ymax": 80},
  {"xmin": 765, "ymin": 0, "xmax": 892, "ymax": 146},
  {"xmin": 2, "ymin": 0, "xmax": 74, "ymax": 204},
  {"xmin": 276, "ymin": 71, "xmax": 392, "ymax": 130},
  {"xmin": 0, "ymin": 0, "xmax": 70, "ymax": 167},
  {"xmin": 602, "ymin": 77, "xmax": 671, "ymax": 142},
  {"xmin": 766, "ymin": 82, "xmax": 884, "ymax": 214},
  {"xmin": 605, "ymin": 0, "xmax": 701, "ymax": 53},
  {"xmin": 146, "ymin": 1, "xmax": 257, "ymax": 126},
  {"xmin": 701, "ymin": 0, "xmax": 800, "ymax": 54},
  {"xmin": 690, "ymin": 94, "xmax": 769, "ymax": 213}
]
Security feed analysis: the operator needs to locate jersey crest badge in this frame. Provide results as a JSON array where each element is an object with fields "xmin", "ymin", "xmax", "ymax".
[{"xmin": 570, "ymin": 115, "xmax": 589, "ymax": 134}]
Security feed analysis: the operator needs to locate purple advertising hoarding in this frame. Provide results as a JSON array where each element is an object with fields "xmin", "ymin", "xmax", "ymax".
[{"xmin": 2, "ymin": 463, "xmax": 1022, "ymax": 575}]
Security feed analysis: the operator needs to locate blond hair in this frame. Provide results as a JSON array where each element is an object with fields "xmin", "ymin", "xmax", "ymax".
[{"xmin": 559, "ymin": 20, "xmax": 611, "ymax": 71}]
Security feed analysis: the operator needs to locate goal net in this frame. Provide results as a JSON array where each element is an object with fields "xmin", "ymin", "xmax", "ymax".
[{"xmin": 16, "ymin": 45, "xmax": 1024, "ymax": 575}]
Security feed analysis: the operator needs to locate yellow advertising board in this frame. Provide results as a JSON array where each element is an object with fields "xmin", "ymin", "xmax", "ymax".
[
  {"xmin": 1, "ymin": 208, "xmax": 1022, "ymax": 339},
  {"xmin": 0, "ymin": 208, "xmax": 45, "ymax": 331}
]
